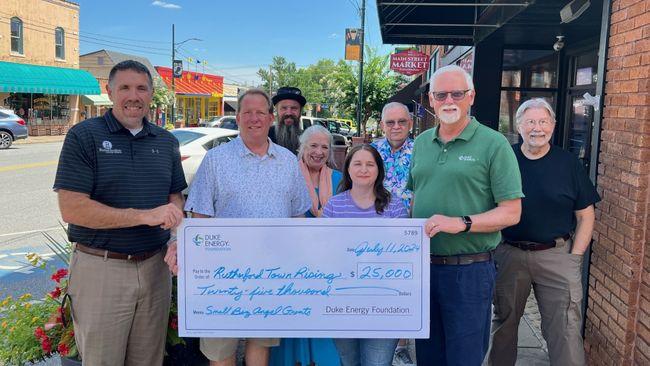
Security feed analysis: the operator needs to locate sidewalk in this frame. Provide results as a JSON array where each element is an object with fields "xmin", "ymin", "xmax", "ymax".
[
  {"xmin": 15, "ymin": 135, "xmax": 66, "ymax": 145},
  {"xmin": 512, "ymin": 292, "xmax": 550, "ymax": 365}
]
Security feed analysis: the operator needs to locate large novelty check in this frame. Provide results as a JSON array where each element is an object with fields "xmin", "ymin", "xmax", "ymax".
[{"xmin": 177, "ymin": 218, "xmax": 429, "ymax": 338}]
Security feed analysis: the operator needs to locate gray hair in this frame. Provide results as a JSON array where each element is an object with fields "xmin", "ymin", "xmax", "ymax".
[
  {"xmin": 515, "ymin": 98, "xmax": 556, "ymax": 126},
  {"xmin": 237, "ymin": 88, "xmax": 273, "ymax": 114},
  {"xmin": 297, "ymin": 125, "xmax": 335, "ymax": 168},
  {"xmin": 381, "ymin": 102, "xmax": 411, "ymax": 121},
  {"xmin": 429, "ymin": 64, "xmax": 474, "ymax": 91}
]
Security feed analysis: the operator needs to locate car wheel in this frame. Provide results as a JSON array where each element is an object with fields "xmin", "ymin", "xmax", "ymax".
[{"xmin": 0, "ymin": 131, "xmax": 13, "ymax": 149}]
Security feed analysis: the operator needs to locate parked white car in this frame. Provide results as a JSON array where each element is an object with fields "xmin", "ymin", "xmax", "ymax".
[{"xmin": 170, "ymin": 127, "xmax": 239, "ymax": 194}]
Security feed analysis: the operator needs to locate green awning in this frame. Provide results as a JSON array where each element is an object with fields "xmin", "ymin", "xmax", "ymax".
[
  {"xmin": 0, "ymin": 61, "xmax": 100, "ymax": 95},
  {"xmin": 82, "ymin": 94, "xmax": 113, "ymax": 106}
]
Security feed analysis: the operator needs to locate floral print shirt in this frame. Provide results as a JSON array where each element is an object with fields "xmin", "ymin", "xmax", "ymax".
[{"xmin": 371, "ymin": 137, "xmax": 414, "ymax": 209}]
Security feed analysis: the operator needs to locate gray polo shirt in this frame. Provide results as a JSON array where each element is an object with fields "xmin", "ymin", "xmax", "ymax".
[{"xmin": 185, "ymin": 137, "xmax": 310, "ymax": 218}]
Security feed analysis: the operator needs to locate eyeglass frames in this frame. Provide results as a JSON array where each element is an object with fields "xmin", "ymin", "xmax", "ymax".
[{"xmin": 430, "ymin": 89, "xmax": 470, "ymax": 102}]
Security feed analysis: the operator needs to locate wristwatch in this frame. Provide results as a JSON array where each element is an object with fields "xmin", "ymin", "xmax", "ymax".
[{"xmin": 461, "ymin": 216, "xmax": 472, "ymax": 233}]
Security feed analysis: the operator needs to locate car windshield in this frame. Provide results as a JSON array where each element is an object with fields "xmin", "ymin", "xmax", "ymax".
[{"xmin": 171, "ymin": 130, "xmax": 206, "ymax": 146}]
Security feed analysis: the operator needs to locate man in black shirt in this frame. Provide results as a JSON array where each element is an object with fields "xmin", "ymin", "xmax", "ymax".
[
  {"xmin": 54, "ymin": 60, "xmax": 186, "ymax": 365},
  {"xmin": 489, "ymin": 98, "xmax": 600, "ymax": 366}
]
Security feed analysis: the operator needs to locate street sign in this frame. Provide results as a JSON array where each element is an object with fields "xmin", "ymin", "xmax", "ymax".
[
  {"xmin": 390, "ymin": 50, "xmax": 429, "ymax": 76},
  {"xmin": 173, "ymin": 60, "xmax": 183, "ymax": 78}
]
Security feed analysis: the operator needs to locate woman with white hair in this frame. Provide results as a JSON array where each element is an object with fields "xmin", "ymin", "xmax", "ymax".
[
  {"xmin": 297, "ymin": 125, "xmax": 343, "ymax": 217},
  {"xmin": 489, "ymin": 98, "xmax": 600, "ymax": 366}
]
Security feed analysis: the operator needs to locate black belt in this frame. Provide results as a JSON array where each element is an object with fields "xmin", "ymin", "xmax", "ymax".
[
  {"xmin": 75, "ymin": 243, "xmax": 161, "ymax": 261},
  {"xmin": 430, "ymin": 251, "xmax": 493, "ymax": 265},
  {"xmin": 503, "ymin": 233, "xmax": 571, "ymax": 251}
]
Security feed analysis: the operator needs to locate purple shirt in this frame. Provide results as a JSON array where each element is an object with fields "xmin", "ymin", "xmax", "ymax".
[{"xmin": 322, "ymin": 190, "xmax": 409, "ymax": 218}]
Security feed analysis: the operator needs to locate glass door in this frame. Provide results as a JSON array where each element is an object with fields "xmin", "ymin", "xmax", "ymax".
[{"xmin": 564, "ymin": 49, "xmax": 598, "ymax": 169}]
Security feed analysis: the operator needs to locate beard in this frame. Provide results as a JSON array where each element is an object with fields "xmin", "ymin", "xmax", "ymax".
[
  {"xmin": 275, "ymin": 115, "xmax": 301, "ymax": 154},
  {"xmin": 437, "ymin": 105, "xmax": 462, "ymax": 125}
]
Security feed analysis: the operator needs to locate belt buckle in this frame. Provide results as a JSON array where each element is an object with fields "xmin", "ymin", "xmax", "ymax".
[{"xmin": 460, "ymin": 257, "xmax": 474, "ymax": 265}]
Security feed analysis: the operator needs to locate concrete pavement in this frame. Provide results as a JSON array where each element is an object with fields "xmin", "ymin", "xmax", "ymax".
[{"xmin": 14, "ymin": 135, "xmax": 66, "ymax": 144}]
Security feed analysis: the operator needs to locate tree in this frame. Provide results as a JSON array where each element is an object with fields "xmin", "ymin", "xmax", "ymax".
[
  {"xmin": 150, "ymin": 77, "xmax": 174, "ymax": 111},
  {"xmin": 257, "ymin": 57, "xmax": 299, "ymax": 95},
  {"xmin": 331, "ymin": 48, "xmax": 407, "ymax": 135}
]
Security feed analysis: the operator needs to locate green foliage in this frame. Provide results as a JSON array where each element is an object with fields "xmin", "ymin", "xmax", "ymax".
[
  {"xmin": 0, "ymin": 261, "xmax": 77, "ymax": 365},
  {"xmin": 257, "ymin": 48, "xmax": 407, "ymax": 131},
  {"xmin": 151, "ymin": 77, "xmax": 175, "ymax": 110}
]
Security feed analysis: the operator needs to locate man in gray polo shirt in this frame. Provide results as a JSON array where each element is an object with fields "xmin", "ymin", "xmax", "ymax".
[{"xmin": 165, "ymin": 88, "xmax": 310, "ymax": 366}]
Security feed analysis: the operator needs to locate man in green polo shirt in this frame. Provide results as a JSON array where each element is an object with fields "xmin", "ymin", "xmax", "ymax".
[{"xmin": 409, "ymin": 65, "xmax": 523, "ymax": 365}]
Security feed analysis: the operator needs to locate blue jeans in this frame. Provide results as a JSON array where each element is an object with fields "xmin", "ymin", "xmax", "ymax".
[
  {"xmin": 415, "ymin": 260, "xmax": 496, "ymax": 366},
  {"xmin": 334, "ymin": 338, "xmax": 398, "ymax": 366}
]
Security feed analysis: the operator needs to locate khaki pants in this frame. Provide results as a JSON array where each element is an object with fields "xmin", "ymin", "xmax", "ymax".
[
  {"xmin": 68, "ymin": 249, "xmax": 171, "ymax": 366},
  {"xmin": 489, "ymin": 237, "xmax": 586, "ymax": 366}
]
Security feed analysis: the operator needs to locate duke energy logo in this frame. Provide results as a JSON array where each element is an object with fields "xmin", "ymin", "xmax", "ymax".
[
  {"xmin": 193, "ymin": 233, "xmax": 231, "ymax": 251},
  {"xmin": 193, "ymin": 234, "xmax": 204, "ymax": 246}
]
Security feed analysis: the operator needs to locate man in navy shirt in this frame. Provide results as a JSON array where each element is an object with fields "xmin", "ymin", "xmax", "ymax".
[{"xmin": 54, "ymin": 60, "xmax": 186, "ymax": 365}]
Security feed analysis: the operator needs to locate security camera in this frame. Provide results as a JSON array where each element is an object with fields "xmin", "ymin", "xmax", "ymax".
[{"xmin": 553, "ymin": 36, "xmax": 565, "ymax": 51}]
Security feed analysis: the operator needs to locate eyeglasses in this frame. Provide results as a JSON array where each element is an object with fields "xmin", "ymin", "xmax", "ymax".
[
  {"xmin": 430, "ymin": 90, "xmax": 470, "ymax": 102},
  {"xmin": 522, "ymin": 119, "xmax": 553, "ymax": 127},
  {"xmin": 383, "ymin": 119, "xmax": 409, "ymax": 128}
]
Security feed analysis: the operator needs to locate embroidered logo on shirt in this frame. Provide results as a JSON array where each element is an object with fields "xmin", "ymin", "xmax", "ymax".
[
  {"xmin": 99, "ymin": 140, "xmax": 122, "ymax": 154},
  {"xmin": 458, "ymin": 155, "xmax": 477, "ymax": 162}
]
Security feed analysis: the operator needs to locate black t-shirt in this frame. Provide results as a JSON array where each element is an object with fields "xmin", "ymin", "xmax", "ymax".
[
  {"xmin": 502, "ymin": 144, "xmax": 601, "ymax": 243},
  {"xmin": 53, "ymin": 110, "xmax": 188, "ymax": 254}
]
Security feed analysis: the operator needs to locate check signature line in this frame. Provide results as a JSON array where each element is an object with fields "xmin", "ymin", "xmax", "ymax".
[{"xmin": 335, "ymin": 286, "xmax": 400, "ymax": 293}]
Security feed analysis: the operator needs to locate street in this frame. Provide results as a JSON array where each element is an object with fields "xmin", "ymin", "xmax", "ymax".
[{"xmin": 0, "ymin": 141, "xmax": 66, "ymax": 300}]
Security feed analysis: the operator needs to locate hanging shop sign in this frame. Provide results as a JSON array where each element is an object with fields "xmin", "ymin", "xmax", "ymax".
[{"xmin": 390, "ymin": 50, "xmax": 429, "ymax": 76}]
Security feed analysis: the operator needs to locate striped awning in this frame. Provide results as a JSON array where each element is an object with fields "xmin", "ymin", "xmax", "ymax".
[
  {"xmin": 155, "ymin": 66, "xmax": 223, "ymax": 97},
  {"xmin": 0, "ymin": 61, "xmax": 100, "ymax": 95}
]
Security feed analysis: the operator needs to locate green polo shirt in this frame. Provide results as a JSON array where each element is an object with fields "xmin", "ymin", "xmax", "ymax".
[{"xmin": 407, "ymin": 117, "xmax": 523, "ymax": 256}]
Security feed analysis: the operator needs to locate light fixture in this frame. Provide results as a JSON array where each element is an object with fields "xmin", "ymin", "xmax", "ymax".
[
  {"xmin": 553, "ymin": 36, "xmax": 565, "ymax": 52},
  {"xmin": 560, "ymin": 0, "xmax": 591, "ymax": 24}
]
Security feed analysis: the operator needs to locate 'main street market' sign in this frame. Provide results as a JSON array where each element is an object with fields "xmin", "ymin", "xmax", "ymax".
[{"xmin": 390, "ymin": 50, "xmax": 429, "ymax": 76}]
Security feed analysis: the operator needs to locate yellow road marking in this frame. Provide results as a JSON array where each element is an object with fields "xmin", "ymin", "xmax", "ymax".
[{"xmin": 0, "ymin": 160, "xmax": 58, "ymax": 173}]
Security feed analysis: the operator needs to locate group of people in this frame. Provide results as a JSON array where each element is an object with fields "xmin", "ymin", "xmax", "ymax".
[{"xmin": 54, "ymin": 59, "xmax": 599, "ymax": 366}]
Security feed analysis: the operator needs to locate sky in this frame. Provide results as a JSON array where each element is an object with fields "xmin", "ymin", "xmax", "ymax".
[{"xmin": 76, "ymin": 0, "xmax": 395, "ymax": 86}]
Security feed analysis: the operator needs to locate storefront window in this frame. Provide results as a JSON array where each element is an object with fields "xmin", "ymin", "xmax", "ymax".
[
  {"xmin": 499, "ymin": 49, "xmax": 559, "ymax": 143},
  {"xmin": 5, "ymin": 93, "xmax": 71, "ymax": 125}
]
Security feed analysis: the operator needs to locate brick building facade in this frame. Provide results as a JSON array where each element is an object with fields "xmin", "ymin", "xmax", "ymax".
[{"xmin": 585, "ymin": 0, "xmax": 650, "ymax": 364}]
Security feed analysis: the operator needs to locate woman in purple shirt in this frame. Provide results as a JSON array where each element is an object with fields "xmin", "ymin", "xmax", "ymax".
[{"xmin": 322, "ymin": 144, "xmax": 408, "ymax": 366}]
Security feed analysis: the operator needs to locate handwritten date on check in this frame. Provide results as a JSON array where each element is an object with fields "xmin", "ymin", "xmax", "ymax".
[{"xmin": 177, "ymin": 218, "xmax": 430, "ymax": 338}]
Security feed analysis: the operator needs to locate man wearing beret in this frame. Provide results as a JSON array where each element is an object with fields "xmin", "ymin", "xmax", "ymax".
[{"xmin": 269, "ymin": 86, "xmax": 307, "ymax": 155}]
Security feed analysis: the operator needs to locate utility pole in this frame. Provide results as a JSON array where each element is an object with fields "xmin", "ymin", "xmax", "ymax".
[
  {"xmin": 171, "ymin": 24, "xmax": 176, "ymax": 126},
  {"xmin": 269, "ymin": 65, "xmax": 273, "ymax": 95},
  {"xmin": 356, "ymin": 0, "xmax": 366, "ymax": 137}
]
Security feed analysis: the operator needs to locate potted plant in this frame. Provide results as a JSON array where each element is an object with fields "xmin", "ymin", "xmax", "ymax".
[{"xmin": 0, "ymin": 260, "xmax": 78, "ymax": 365}]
